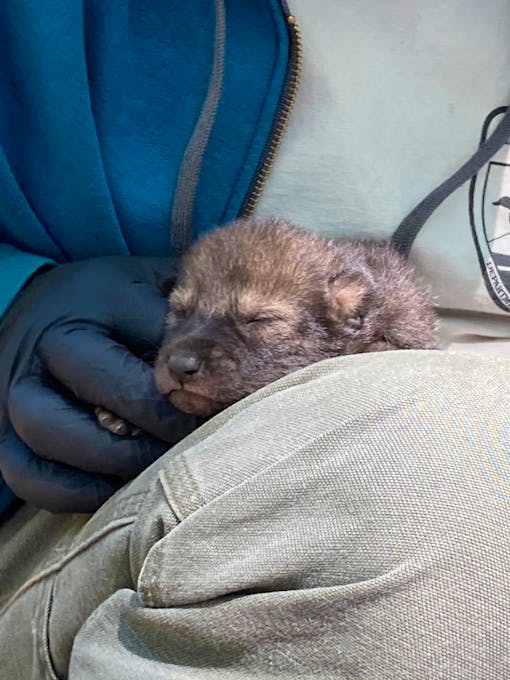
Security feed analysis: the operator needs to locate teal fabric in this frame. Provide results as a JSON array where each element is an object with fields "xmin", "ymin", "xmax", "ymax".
[
  {"xmin": 0, "ymin": 245, "xmax": 53, "ymax": 319},
  {"xmin": 0, "ymin": 0, "xmax": 289, "ymax": 314},
  {"xmin": 191, "ymin": 0, "xmax": 290, "ymax": 234}
]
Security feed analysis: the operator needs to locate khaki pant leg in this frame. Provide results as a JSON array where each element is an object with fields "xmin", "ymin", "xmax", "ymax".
[{"xmin": 64, "ymin": 351, "xmax": 510, "ymax": 679}]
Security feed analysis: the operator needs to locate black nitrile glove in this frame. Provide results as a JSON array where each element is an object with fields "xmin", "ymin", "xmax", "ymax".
[{"xmin": 0, "ymin": 256, "xmax": 199, "ymax": 516}]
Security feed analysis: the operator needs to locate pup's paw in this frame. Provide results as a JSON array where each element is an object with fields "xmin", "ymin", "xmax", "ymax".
[{"xmin": 94, "ymin": 406, "xmax": 142, "ymax": 437}]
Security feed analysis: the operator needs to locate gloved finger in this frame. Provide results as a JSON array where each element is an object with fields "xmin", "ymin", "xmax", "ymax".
[
  {"xmin": 113, "ymin": 256, "xmax": 180, "ymax": 294},
  {"xmin": 38, "ymin": 325, "xmax": 199, "ymax": 442},
  {"xmin": 8, "ymin": 378, "xmax": 171, "ymax": 479},
  {"xmin": 0, "ymin": 427, "xmax": 120, "ymax": 513},
  {"xmin": 106, "ymin": 258, "xmax": 179, "ymax": 348},
  {"xmin": 108, "ymin": 283, "xmax": 168, "ymax": 352}
]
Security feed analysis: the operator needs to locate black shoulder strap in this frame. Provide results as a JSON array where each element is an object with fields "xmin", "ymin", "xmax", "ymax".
[{"xmin": 391, "ymin": 107, "xmax": 510, "ymax": 257}]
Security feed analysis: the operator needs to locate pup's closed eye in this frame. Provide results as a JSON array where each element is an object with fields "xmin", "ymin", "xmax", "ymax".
[
  {"xmin": 166, "ymin": 308, "xmax": 191, "ymax": 328},
  {"xmin": 171, "ymin": 308, "xmax": 189, "ymax": 319},
  {"xmin": 169, "ymin": 286, "xmax": 195, "ymax": 317},
  {"xmin": 244, "ymin": 315, "xmax": 279, "ymax": 325}
]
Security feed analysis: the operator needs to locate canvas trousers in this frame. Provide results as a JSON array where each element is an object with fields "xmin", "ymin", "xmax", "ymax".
[{"xmin": 1, "ymin": 350, "xmax": 510, "ymax": 679}]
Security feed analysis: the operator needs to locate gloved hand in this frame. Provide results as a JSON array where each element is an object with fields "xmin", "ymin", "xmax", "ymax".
[{"xmin": 0, "ymin": 256, "xmax": 199, "ymax": 515}]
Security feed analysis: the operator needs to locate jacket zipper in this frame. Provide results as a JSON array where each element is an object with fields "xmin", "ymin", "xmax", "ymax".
[{"xmin": 239, "ymin": 9, "xmax": 302, "ymax": 216}]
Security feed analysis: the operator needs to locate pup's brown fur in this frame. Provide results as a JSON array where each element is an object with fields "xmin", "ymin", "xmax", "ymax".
[{"xmin": 149, "ymin": 217, "xmax": 437, "ymax": 419}]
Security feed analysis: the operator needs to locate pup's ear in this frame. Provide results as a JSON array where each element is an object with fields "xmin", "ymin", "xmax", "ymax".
[{"xmin": 327, "ymin": 271, "xmax": 373, "ymax": 326}]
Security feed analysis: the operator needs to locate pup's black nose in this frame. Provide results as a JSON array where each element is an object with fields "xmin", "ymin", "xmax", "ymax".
[{"xmin": 167, "ymin": 352, "xmax": 202, "ymax": 380}]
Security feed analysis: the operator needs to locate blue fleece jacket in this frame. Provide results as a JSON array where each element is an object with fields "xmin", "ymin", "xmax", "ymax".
[
  {"xmin": 0, "ymin": 0, "xmax": 289, "ymax": 317},
  {"xmin": 0, "ymin": 0, "xmax": 290, "ymax": 515}
]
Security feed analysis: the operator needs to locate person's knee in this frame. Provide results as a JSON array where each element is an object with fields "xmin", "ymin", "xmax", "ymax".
[{"xmin": 133, "ymin": 350, "xmax": 510, "ymax": 600}]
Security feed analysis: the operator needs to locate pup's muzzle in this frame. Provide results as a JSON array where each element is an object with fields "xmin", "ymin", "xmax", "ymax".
[
  {"xmin": 166, "ymin": 351, "xmax": 202, "ymax": 381},
  {"xmin": 154, "ymin": 313, "xmax": 235, "ymax": 417}
]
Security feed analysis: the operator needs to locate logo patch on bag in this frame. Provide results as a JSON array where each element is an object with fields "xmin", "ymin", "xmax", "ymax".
[{"xmin": 470, "ymin": 107, "xmax": 510, "ymax": 312}]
